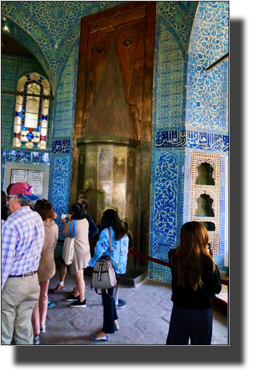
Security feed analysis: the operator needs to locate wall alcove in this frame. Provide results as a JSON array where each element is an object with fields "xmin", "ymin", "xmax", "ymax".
[
  {"xmin": 190, "ymin": 152, "xmax": 221, "ymax": 253},
  {"xmin": 195, "ymin": 194, "xmax": 215, "ymax": 217},
  {"xmin": 201, "ymin": 222, "xmax": 215, "ymax": 231},
  {"xmin": 195, "ymin": 162, "xmax": 215, "ymax": 185}
]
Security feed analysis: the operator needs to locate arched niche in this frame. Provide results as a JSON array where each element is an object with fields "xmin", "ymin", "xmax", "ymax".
[
  {"xmin": 201, "ymin": 222, "xmax": 215, "ymax": 231},
  {"xmin": 195, "ymin": 162, "xmax": 215, "ymax": 185},
  {"xmin": 195, "ymin": 194, "xmax": 214, "ymax": 217}
]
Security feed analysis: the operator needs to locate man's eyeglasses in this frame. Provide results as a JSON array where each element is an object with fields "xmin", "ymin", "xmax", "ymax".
[{"xmin": 6, "ymin": 196, "xmax": 15, "ymax": 201}]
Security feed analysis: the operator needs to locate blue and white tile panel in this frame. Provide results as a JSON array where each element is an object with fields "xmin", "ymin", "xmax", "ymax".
[{"xmin": 155, "ymin": 130, "xmax": 229, "ymax": 153}]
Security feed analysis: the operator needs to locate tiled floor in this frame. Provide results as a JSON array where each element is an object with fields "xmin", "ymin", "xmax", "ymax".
[{"xmin": 40, "ymin": 271, "xmax": 228, "ymax": 345}]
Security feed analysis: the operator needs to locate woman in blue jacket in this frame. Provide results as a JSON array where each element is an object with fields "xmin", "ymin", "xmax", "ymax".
[{"xmin": 89, "ymin": 209, "xmax": 128, "ymax": 341}]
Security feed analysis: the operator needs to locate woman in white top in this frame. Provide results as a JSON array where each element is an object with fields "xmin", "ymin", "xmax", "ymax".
[{"xmin": 61, "ymin": 203, "xmax": 91, "ymax": 307}]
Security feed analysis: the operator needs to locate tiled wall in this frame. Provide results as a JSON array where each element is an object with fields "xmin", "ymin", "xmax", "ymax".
[
  {"xmin": 1, "ymin": 1, "xmax": 229, "ymax": 282},
  {"xmin": 149, "ymin": 3, "xmax": 198, "ymax": 283},
  {"xmin": 186, "ymin": 1, "xmax": 229, "ymax": 134},
  {"xmin": 149, "ymin": 2, "xmax": 229, "ymax": 282},
  {"xmin": 185, "ymin": 1, "xmax": 229, "ymax": 269},
  {"xmin": 48, "ymin": 39, "xmax": 79, "ymax": 241}
]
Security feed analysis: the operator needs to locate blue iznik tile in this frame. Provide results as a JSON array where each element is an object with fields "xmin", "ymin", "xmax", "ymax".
[
  {"xmin": 52, "ymin": 139, "xmax": 71, "ymax": 154},
  {"xmin": 223, "ymin": 135, "xmax": 229, "ymax": 152}
]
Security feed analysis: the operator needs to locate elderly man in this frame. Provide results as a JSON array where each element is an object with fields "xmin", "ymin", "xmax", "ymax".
[{"xmin": 1, "ymin": 182, "xmax": 45, "ymax": 345}]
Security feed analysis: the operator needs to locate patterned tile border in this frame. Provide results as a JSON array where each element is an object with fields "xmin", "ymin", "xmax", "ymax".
[{"xmin": 155, "ymin": 130, "xmax": 229, "ymax": 152}]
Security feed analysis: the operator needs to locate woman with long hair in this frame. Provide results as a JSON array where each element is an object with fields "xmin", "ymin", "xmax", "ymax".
[
  {"xmin": 61, "ymin": 202, "xmax": 91, "ymax": 307},
  {"xmin": 31, "ymin": 199, "xmax": 58, "ymax": 344},
  {"xmin": 1, "ymin": 190, "xmax": 10, "ymax": 221},
  {"xmin": 166, "ymin": 221, "xmax": 221, "ymax": 345},
  {"xmin": 89, "ymin": 209, "xmax": 129, "ymax": 341}
]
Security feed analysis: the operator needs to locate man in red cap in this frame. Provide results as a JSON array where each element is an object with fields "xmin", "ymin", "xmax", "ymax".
[{"xmin": 1, "ymin": 182, "xmax": 45, "ymax": 344}]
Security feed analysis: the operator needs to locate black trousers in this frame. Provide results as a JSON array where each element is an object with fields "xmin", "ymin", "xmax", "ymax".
[
  {"xmin": 166, "ymin": 304, "xmax": 213, "ymax": 345},
  {"xmin": 102, "ymin": 275, "xmax": 121, "ymax": 334}
]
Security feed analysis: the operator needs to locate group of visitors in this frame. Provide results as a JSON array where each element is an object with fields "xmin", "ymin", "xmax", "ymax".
[
  {"xmin": 1, "ymin": 180, "xmax": 221, "ymax": 346},
  {"xmin": 1, "ymin": 181, "xmax": 129, "ymax": 344}
]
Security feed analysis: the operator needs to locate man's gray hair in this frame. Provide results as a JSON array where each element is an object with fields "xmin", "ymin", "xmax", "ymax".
[{"xmin": 16, "ymin": 194, "xmax": 32, "ymax": 207}]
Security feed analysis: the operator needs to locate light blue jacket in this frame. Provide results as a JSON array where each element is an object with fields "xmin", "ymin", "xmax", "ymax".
[{"xmin": 88, "ymin": 226, "xmax": 129, "ymax": 274}]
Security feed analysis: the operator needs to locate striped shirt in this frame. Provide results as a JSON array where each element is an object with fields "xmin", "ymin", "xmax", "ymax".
[{"xmin": 1, "ymin": 206, "xmax": 45, "ymax": 291}]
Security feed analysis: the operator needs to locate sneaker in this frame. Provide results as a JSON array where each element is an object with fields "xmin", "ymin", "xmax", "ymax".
[
  {"xmin": 70, "ymin": 298, "xmax": 86, "ymax": 307},
  {"xmin": 48, "ymin": 301, "xmax": 55, "ymax": 308},
  {"xmin": 40, "ymin": 325, "xmax": 46, "ymax": 333},
  {"xmin": 53, "ymin": 283, "xmax": 65, "ymax": 293},
  {"xmin": 33, "ymin": 335, "xmax": 40, "ymax": 345},
  {"xmin": 114, "ymin": 323, "xmax": 119, "ymax": 331},
  {"xmin": 65, "ymin": 294, "xmax": 79, "ymax": 302}
]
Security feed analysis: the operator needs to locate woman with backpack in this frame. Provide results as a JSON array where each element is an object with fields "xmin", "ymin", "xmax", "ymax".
[{"xmin": 89, "ymin": 209, "xmax": 129, "ymax": 341}]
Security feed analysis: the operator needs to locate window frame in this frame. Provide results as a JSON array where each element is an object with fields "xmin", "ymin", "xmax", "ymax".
[
  {"xmin": 12, "ymin": 73, "xmax": 50, "ymax": 151},
  {"xmin": 3, "ymin": 163, "xmax": 50, "ymax": 200}
]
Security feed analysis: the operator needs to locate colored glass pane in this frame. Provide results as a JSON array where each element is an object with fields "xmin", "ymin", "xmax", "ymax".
[{"xmin": 13, "ymin": 73, "xmax": 50, "ymax": 150}]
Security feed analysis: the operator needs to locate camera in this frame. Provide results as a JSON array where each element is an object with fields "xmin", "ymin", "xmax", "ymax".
[{"xmin": 61, "ymin": 213, "xmax": 69, "ymax": 219}]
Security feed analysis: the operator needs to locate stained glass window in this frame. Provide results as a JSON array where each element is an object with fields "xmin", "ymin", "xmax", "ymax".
[{"xmin": 13, "ymin": 73, "xmax": 50, "ymax": 150}]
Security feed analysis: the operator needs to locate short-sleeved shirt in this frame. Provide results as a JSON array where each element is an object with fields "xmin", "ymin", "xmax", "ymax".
[{"xmin": 1, "ymin": 206, "xmax": 45, "ymax": 290}]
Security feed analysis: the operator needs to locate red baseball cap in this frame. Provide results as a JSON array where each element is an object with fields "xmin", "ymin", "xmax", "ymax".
[{"xmin": 9, "ymin": 182, "xmax": 40, "ymax": 201}]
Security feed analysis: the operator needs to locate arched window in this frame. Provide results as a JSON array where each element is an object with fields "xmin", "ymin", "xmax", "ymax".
[{"xmin": 13, "ymin": 72, "xmax": 50, "ymax": 150}]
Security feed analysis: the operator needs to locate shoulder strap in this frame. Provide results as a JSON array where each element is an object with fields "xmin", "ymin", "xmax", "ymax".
[
  {"xmin": 72, "ymin": 220, "xmax": 76, "ymax": 238},
  {"xmin": 107, "ymin": 227, "xmax": 112, "ymax": 253},
  {"xmin": 68, "ymin": 220, "xmax": 76, "ymax": 238},
  {"xmin": 68, "ymin": 221, "xmax": 72, "ymax": 238}
]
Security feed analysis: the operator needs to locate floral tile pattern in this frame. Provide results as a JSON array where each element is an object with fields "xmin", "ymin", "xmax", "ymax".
[
  {"xmin": 149, "ymin": 2, "xmax": 229, "ymax": 279},
  {"xmin": 186, "ymin": 1, "xmax": 229, "ymax": 134}
]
